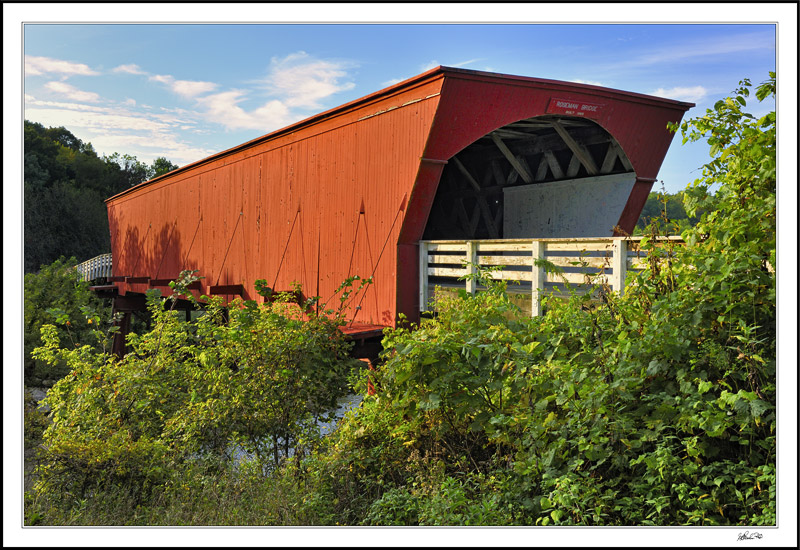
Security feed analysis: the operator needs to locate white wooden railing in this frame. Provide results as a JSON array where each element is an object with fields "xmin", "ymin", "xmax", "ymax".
[
  {"xmin": 75, "ymin": 253, "xmax": 113, "ymax": 282},
  {"xmin": 419, "ymin": 237, "xmax": 684, "ymax": 316}
]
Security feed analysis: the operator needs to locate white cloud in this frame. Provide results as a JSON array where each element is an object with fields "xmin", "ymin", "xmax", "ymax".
[
  {"xmin": 195, "ymin": 90, "xmax": 293, "ymax": 131},
  {"xmin": 651, "ymin": 85, "xmax": 708, "ymax": 103},
  {"xmin": 27, "ymin": 52, "xmax": 359, "ymax": 155},
  {"xmin": 122, "ymin": 53, "xmax": 357, "ymax": 132},
  {"xmin": 381, "ymin": 78, "xmax": 403, "ymax": 87},
  {"xmin": 24, "ymin": 97, "xmax": 214, "ymax": 166},
  {"xmin": 150, "ymin": 73, "xmax": 218, "ymax": 98},
  {"xmin": 25, "ymin": 97, "xmax": 109, "ymax": 112},
  {"xmin": 263, "ymin": 51, "xmax": 355, "ymax": 109},
  {"xmin": 172, "ymin": 79, "xmax": 218, "ymax": 98},
  {"xmin": 25, "ymin": 55, "xmax": 98, "ymax": 76},
  {"xmin": 90, "ymin": 133, "xmax": 214, "ymax": 166},
  {"xmin": 112, "ymin": 64, "xmax": 146, "ymax": 75},
  {"xmin": 149, "ymin": 74, "xmax": 173, "ymax": 85},
  {"xmin": 44, "ymin": 81, "xmax": 101, "ymax": 103},
  {"xmin": 151, "ymin": 110, "xmax": 200, "ymax": 127},
  {"xmin": 25, "ymin": 106, "xmax": 171, "ymax": 133}
]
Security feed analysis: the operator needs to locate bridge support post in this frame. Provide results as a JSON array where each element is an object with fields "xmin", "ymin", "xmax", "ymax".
[
  {"xmin": 110, "ymin": 294, "xmax": 147, "ymax": 359},
  {"xmin": 112, "ymin": 311, "xmax": 131, "ymax": 358}
]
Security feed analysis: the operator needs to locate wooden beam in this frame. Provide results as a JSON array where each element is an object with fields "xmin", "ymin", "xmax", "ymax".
[
  {"xmin": 491, "ymin": 134, "xmax": 533, "ymax": 183},
  {"xmin": 600, "ymin": 141, "xmax": 619, "ymax": 173},
  {"xmin": 468, "ymin": 202, "xmax": 481, "ymax": 237},
  {"xmin": 440, "ymin": 185, "xmax": 506, "ymax": 200},
  {"xmin": 509, "ymin": 118, "xmax": 592, "ymax": 130},
  {"xmin": 419, "ymin": 241, "xmax": 429, "ymax": 311},
  {"xmin": 531, "ymin": 240, "xmax": 546, "ymax": 317},
  {"xmin": 210, "ymin": 284, "xmax": 244, "ymax": 295},
  {"xmin": 454, "ymin": 198, "xmax": 481, "ymax": 237},
  {"xmin": 535, "ymin": 157, "xmax": 549, "ymax": 181},
  {"xmin": 468, "ymin": 127, "xmax": 612, "ymax": 163},
  {"xmin": 611, "ymin": 239, "xmax": 628, "ymax": 295},
  {"xmin": 477, "ymin": 197, "xmax": 499, "ymax": 238},
  {"xmin": 544, "ymin": 151, "xmax": 565, "ymax": 179},
  {"xmin": 493, "ymin": 202, "xmax": 503, "ymax": 231},
  {"xmin": 149, "ymin": 279, "xmax": 203, "ymax": 290},
  {"xmin": 465, "ymin": 241, "xmax": 477, "ymax": 294},
  {"xmin": 490, "ymin": 128, "xmax": 536, "ymax": 140},
  {"xmin": 550, "ymin": 120, "xmax": 599, "ymax": 175},
  {"xmin": 518, "ymin": 155, "xmax": 534, "ymax": 182},
  {"xmin": 566, "ymin": 154, "xmax": 582, "ymax": 178},
  {"xmin": 615, "ymin": 142, "xmax": 634, "ymax": 171},
  {"xmin": 452, "ymin": 156, "xmax": 482, "ymax": 192},
  {"xmin": 454, "ymin": 199, "xmax": 470, "ymax": 235},
  {"xmin": 506, "ymin": 167, "xmax": 519, "ymax": 186},
  {"xmin": 491, "ymin": 160, "xmax": 505, "ymax": 187}
]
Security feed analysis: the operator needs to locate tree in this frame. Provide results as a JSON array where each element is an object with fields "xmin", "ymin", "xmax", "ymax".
[
  {"xmin": 102, "ymin": 152, "xmax": 151, "ymax": 189},
  {"xmin": 23, "ymin": 120, "xmax": 179, "ymax": 271},
  {"xmin": 150, "ymin": 157, "xmax": 179, "ymax": 178}
]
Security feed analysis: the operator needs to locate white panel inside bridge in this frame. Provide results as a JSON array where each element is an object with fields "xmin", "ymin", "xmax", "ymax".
[{"xmin": 503, "ymin": 173, "xmax": 637, "ymax": 238}]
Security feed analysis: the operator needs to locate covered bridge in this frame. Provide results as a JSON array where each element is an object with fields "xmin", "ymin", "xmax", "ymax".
[{"xmin": 102, "ymin": 66, "xmax": 693, "ymax": 348}]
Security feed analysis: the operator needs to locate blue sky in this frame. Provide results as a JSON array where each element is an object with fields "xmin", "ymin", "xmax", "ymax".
[{"xmin": 19, "ymin": 20, "xmax": 779, "ymax": 194}]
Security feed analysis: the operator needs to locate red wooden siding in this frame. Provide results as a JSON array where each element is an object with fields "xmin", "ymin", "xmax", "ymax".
[
  {"xmin": 395, "ymin": 69, "xmax": 692, "ymax": 322},
  {"xmin": 106, "ymin": 66, "xmax": 692, "ymax": 328},
  {"xmin": 107, "ymin": 73, "xmax": 445, "ymax": 326}
]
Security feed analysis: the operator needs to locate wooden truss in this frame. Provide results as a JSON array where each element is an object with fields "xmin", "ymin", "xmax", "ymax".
[{"xmin": 434, "ymin": 116, "xmax": 634, "ymax": 239}]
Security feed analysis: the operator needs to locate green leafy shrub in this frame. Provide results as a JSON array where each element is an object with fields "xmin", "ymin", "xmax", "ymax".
[
  {"xmin": 29, "ymin": 274, "xmax": 362, "ymax": 522},
  {"xmin": 24, "ymin": 389, "xmax": 49, "ymax": 448},
  {"xmin": 300, "ymin": 73, "xmax": 776, "ymax": 526},
  {"xmin": 24, "ymin": 256, "xmax": 111, "ymax": 385}
]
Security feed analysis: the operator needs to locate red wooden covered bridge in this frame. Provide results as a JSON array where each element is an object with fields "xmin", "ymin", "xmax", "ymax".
[{"xmin": 98, "ymin": 66, "xmax": 693, "ymax": 354}]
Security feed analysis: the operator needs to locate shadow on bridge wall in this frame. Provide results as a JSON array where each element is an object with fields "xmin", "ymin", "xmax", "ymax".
[{"xmin": 115, "ymin": 220, "xmax": 207, "ymax": 299}]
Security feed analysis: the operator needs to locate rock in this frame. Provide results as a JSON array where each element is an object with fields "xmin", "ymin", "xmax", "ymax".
[{"xmin": 28, "ymin": 387, "xmax": 48, "ymax": 403}]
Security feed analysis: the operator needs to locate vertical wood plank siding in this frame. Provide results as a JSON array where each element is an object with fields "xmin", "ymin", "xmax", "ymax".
[
  {"xmin": 106, "ymin": 76, "xmax": 444, "ymax": 325},
  {"xmin": 106, "ymin": 67, "xmax": 691, "ymax": 326}
]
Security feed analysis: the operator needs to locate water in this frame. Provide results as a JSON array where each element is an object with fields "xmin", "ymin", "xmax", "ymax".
[
  {"xmin": 230, "ymin": 393, "xmax": 363, "ymax": 465},
  {"xmin": 317, "ymin": 393, "xmax": 363, "ymax": 436}
]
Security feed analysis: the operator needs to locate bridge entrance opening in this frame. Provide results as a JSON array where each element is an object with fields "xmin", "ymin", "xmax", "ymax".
[{"xmin": 422, "ymin": 115, "xmax": 637, "ymax": 241}]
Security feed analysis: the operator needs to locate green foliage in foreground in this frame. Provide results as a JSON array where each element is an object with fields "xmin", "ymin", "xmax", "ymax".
[
  {"xmin": 634, "ymin": 189, "xmax": 718, "ymax": 236},
  {"xmin": 24, "ymin": 256, "xmax": 111, "ymax": 386},
  {"xmin": 26, "ymin": 74, "xmax": 775, "ymax": 526},
  {"xmin": 28, "ymin": 274, "xmax": 363, "ymax": 522},
  {"xmin": 294, "ymin": 74, "xmax": 774, "ymax": 527}
]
